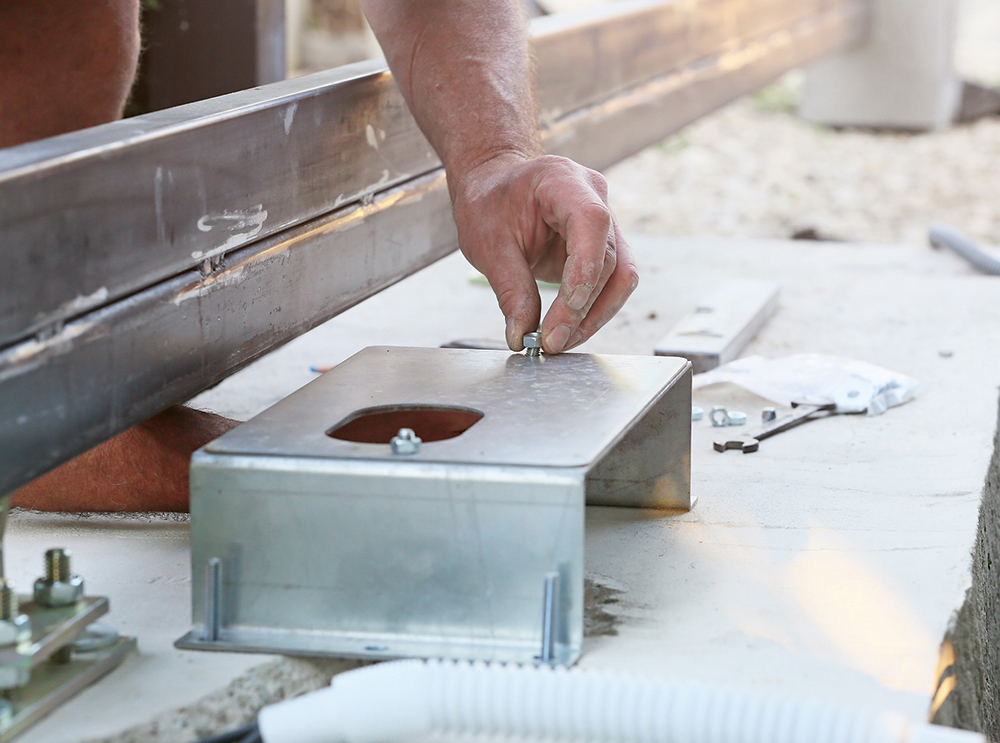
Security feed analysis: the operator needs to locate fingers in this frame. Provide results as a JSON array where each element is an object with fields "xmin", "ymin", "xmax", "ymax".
[
  {"xmin": 535, "ymin": 164, "xmax": 625, "ymax": 352},
  {"xmin": 449, "ymin": 154, "xmax": 635, "ymax": 353},
  {"xmin": 474, "ymin": 243, "xmax": 543, "ymax": 351},
  {"xmin": 562, "ymin": 223, "xmax": 638, "ymax": 350}
]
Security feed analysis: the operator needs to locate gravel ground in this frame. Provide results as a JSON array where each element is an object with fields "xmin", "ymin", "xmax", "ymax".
[{"xmin": 605, "ymin": 76, "xmax": 1000, "ymax": 247}]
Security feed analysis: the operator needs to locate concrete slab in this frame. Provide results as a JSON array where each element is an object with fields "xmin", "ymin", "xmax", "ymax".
[{"xmin": 11, "ymin": 234, "xmax": 998, "ymax": 741}]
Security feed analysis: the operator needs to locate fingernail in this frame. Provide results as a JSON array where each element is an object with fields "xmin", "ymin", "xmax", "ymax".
[
  {"xmin": 566, "ymin": 330, "xmax": 585, "ymax": 349},
  {"xmin": 546, "ymin": 325, "xmax": 572, "ymax": 353},
  {"xmin": 566, "ymin": 284, "xmax": 592, "ymax": 311},
  {"xmin": 506, "ymin": 316, "xmax": 518, "ymax": 349}
]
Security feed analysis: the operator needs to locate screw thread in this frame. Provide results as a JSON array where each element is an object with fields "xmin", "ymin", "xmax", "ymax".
[
  {"xmin": 0, "ymin": 581, "xmax": 18, "ymax": 620},
  {"xmin": 45, "ymin": 548, "xmax": 71, "ymax": 583}
]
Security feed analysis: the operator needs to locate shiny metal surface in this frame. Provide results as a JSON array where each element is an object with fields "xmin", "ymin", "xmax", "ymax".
[
  {"xmin": 204, "ymin": 559, "xmax": 222, "ymax": 643},
  {"xmin": 183, "ymin": 456, "xmax": 586, "ymax": 664},
  {"xmin": 207, "ymin": 347, "xmax": 690, "ymax": 470},
  {"xmin": 0, "ymin": 0, "xmax": 865, "ymax": 496},
  {"xmin": 181, "ymin": 347, "xmax": 689, "ymax": 663},
  {"xmin": 537, "ymin": 573, "xmax": 561, "ymax": 664},
  {"xmin": 0, "ymin": 596, "xmax": 134, "ymax": 740},
  {"xmin": 0, "ymin": 636, "xmax": 135, "ymax": 743},
  {"xmin": 18, "ymin": 597, "xmax": 108, "ymax": 669}
]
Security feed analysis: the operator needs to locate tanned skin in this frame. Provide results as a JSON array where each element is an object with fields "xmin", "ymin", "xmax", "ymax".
[
  {"xmin": 0, "ymin": 0, "xmax": 140, "ymax": 147},
  {"xmin": 363, "ymin": 0, "xmax": 638, "ymax": 354},
  {"xmin": 6, "ymin": 0, "xmax": 637, "ymax": 511}
]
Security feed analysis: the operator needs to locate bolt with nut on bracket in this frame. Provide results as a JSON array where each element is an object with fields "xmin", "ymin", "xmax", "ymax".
[{"xmin": 34, "ymin": 548, "xmax": 84, "ymax": 608}]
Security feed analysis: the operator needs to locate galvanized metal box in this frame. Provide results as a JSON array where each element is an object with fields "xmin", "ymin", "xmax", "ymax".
[{"xmin": 178, "ymin": 347, "xmax": 691, "ymax": 664}]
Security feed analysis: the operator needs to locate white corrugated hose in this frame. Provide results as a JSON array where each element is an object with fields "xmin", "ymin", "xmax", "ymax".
[{"xmin": 257, "ymin": 659, "xmax": 984, "ymax": 743}]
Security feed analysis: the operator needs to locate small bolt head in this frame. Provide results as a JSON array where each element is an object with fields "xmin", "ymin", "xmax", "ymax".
[
  {"xmin": 390, "ymin": 428, "xmax": 422, "ymax": 455},
  {"xmin": 762, "ymin": 408, "xmax": 777, "ymax": 424},
  {"xmin": 523, "ymin": 332, "xmax": 542, "ymax": 357},
  {"xmin": 691, "ymin": 406, "xmax": 704, "ymax": 422},
  {"xmin": 33, "ymin": 575, "xmax": 84, "ymax": 608}
]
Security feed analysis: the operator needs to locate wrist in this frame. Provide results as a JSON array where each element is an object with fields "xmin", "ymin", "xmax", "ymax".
[{"xmin": 448, "ymin": 147, "xmax": 542, "ymax": 204}]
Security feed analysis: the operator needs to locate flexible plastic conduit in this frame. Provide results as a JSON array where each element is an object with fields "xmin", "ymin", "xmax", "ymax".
[
  {"xmin": 257, "ymin": 660, "xmax": 985, "ymax": 743},
  {"xmin": 929, "ymin": 224, "xmax": 1000, "ymax": 275}
]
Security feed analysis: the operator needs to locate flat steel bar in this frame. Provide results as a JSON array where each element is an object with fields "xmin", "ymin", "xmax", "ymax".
[
  {"xmin": 654, "ymin": 279, "xmax": 781, "ymax": 373},
  {"xmin": 0, "ymin": 0, "xmax": 867, "ymax": 496},
  {"xmin": 0, "ymin": 0, "xmax": 866, "ymax": 350}
]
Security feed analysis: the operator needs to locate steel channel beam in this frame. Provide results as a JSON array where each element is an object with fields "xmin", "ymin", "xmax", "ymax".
[
  {"xmin": 0, "ymin": 0, "xmax": 868, "ymax": 495},
  {"xmin": 0, "ymin": 0, "xmax": 864, "ymax": 350}
]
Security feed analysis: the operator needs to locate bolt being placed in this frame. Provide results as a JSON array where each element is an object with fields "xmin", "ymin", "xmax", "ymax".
[
  {"xmin": 390, "ymin": 428, "xmax": 422, "ymax": 455},
  {"xmin": 34, "ymin": 548, "xmax": 84, "ymax": 608},
  {"xmin": 523, "ymin": 332, "xmax": 542, "ymax": 357}
]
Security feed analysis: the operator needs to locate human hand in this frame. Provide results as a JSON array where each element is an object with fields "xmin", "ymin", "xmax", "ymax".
[{"xmin": 450, "ymin": 153, "xmax": 638, "ymax": 354}]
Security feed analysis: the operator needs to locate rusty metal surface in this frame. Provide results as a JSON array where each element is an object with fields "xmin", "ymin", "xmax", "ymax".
[{"xmin": 0, "ymin": 0, "xmax": 868, "ymax": 495}]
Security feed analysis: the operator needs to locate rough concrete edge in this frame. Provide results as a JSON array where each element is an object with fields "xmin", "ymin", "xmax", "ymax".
[
  {"xmin": 84, "ymin": 656, "xmax": 363, "ymax": 743},
  {"xmin": 932, "ymin": 390, "xmax": 1000, "ymax": 740}
]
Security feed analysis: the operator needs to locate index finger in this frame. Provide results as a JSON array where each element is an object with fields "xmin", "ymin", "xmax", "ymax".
[{"xmin": 535, "ymin": 174, "xmax": 614, "ymax": 352}]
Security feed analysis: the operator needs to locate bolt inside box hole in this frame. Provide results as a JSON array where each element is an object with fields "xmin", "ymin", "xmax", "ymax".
[{"xmin": 326, "ymin": 404, "xmax": 484, "ymax": 444}]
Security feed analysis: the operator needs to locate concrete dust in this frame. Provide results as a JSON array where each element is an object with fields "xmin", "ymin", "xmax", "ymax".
[
  {"xmin": 584, "ymin": 576, "xmax": 624, "ymax": 637},
  {"xmin": 85, "ymin": 657, "xmax": 363, "ymax": 743}
]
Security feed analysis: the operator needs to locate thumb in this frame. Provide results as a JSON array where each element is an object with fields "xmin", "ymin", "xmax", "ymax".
[{"xmin": 480, "ymin": 252, "xmax": 542, "ymax": 351}]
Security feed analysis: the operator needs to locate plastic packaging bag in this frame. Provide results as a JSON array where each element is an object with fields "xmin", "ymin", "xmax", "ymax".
[{"xmin": 691, "ymin": 354, "xmax": 918, "ymax": 415}]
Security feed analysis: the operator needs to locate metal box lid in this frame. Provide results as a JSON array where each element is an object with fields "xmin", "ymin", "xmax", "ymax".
[{"xmin": 205, "ymin": 346, "xmax": 690, "ymax": 469}]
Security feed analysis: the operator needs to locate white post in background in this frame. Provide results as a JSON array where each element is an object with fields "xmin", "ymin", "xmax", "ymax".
[{"xmin": 800, "ymin": 0, "xmax": 961, "ymax": 130}]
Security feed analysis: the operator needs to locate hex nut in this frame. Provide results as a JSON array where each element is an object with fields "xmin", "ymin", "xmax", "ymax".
[
  {"xmin": 762, "ymin": 407, "xmax": 777, "ymax": 424},
  {"xmin": 33, "ymin": 575, "xmax": 84, "ymax": 608},
  {"xmin": 692, "ymin": 406, "xmax": 704, "ymax": 422},
  {"xmin": 710, "ymin": 406, "xmax": 730, "ymax": 427},
  {"xmin": 0, "ymin": 615, "xmax": 30, "ymax": 648},
  {"xmin": 727, "ymin": 411, "xmax": 748, "ymax": 426},
  {"xmin": 390, "ymin": 428, "xmax": 422, "ymax": 456},
  {"xmin": 0, "ymin": 664, "xmax": 30, "ymax": 691}
]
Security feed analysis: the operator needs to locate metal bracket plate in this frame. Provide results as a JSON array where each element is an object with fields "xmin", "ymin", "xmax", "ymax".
[
  {"xmin": 179, "ymin": 347, "xmax": 691, "ymax": 665},
  {"xmin": 0, "ymin": 597, "xmax": 136, "ymax": 741}
]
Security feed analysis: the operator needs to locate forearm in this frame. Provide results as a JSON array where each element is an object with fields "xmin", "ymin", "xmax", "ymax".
[
  {"xmin": 362, "ymin": 0, "xmax": 637, "ymax": 354},
  {"xmin": 10, "ymin": 407, "xmax": 239, "ymax": 512},
  {"xmin": 362, "ymin": 0, "xmax": 542, "ymax": 190}
]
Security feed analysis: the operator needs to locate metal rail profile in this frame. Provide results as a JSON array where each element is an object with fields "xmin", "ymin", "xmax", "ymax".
[{"xmin": 0, "ymin": 0, "xmax": 868, "ymax": 496}]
